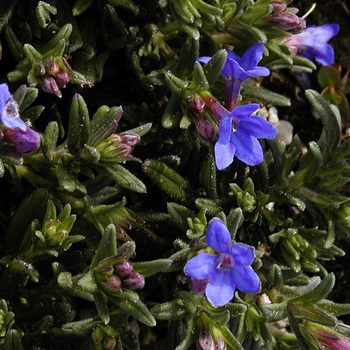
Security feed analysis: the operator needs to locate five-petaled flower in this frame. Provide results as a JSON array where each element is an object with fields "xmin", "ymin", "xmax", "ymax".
[
  {"xmin": 214, "ymin": 103, "xmax": 277, "ymax": 170},
  {"xmin": 198, "ymin": 43, "xmax": 270, "ymax": 111},
  {"xmin": 184, "ymin": 219, "xmax": 261, "ymax": 307},
  {"xmin": 283, "ymin": 24, "xmax": 340, "ymax": 66},
  {"xmin": 0, "ymin": 83, "xmax": 40, "ymax": 152}
]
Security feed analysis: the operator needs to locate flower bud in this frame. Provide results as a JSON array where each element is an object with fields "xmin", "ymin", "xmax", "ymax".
[
  {"xmin": 199, "ymin": 332, "xmax": 215, "ymax": 350},
  {"xmin": 42, "ymin": 76, "xmax": 62, "ymax": 98},
  {"xmin": 45, "ymin": 57, "xmax": 60, "ymax": 75},
  {"xmin": 119, "ymin": 132, "xmax": 141, "ymax": 146},
  {"xmin": 123, "ymin": 272, "xmax": 145, "ymax": 290},
  {"xmin": 103, "ymin": 275, "xmax": 122, "ymax": 293},
  {"xmin": 115, "ymin": 260, "xmax": 133, "ymax": 277},
  {"xmin": 189, "ymin": 94, "xmax": 206, "ymax": 114},
  {"xmin": 270, "ymin": 1, "xmax": 287, "ymax": 13},
  {"xmin": 268, "ymin": 12, "xmax": 304, "ymax": 31},
  {"xmin": 194, "ymin": 114, "xmax": 216, "ymax": 142},
  {"xmin": 96, "ymin": 263, "xmax": 114, "ymax": 276},
  {"xmin": 55, "ymin": 71, "xmax": 70, "ymax": 87},
  {"xmin": 3, "ymin": 127, "xmax": 40, "ymax": 152}
]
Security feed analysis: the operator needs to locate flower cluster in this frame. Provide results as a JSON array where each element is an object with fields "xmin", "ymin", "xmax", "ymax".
[
  {"xmin": 184, "ymin": 219, "xmax": 261, "ymax": 307},
  {"xmin": 0, "ymin": 84, "xmax": 40, "ymax": 152},
  {"xmin": 96, "ymin": 257, "xmax": 145, "ymax": 294}
]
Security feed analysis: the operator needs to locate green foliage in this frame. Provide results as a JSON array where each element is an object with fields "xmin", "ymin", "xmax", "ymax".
[{"xmin": 0, "ymin": 0, "xmax": 348, "ymax": 349}]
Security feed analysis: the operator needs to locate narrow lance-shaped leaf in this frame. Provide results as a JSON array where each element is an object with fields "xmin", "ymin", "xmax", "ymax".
[{"xmin": 68, "ymin": 93, "xmax": 91, "ymax": 153}]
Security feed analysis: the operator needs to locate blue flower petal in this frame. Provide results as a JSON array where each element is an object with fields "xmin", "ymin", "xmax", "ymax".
[
  {"xmin": 197, "ymin": 56, "xmax": 212, "ymax": 64},
  {"xmin": 247, "ymin": 66, "xmax": 270, "ymax": 78},
  {"xmin": 0, "ymin": 84, "xmax": 27, "ymax": 131},
  {"xmin": 206, "ymin": 219, "xmax": 231, "ymax": 253},
  {"xmin": 311, "ymin": 44, "xmax": 335, "ymax": 66},
  {"xmin": 184, "ymin": 253, "xmax": 218, "ymax": 280},
  {"xmin": 214, "ymin": 140, "xmax": 236, "ymax": 170},
  {"xmin": 231, "ymin": 104, "xmax": 260, "ymax": 118},
  {"xmin": 226, "ymin": 49, "xmax": 241, "ymax": 63},
  {"xmin": 205, "ymin": 270, "xmax": 235, "ymax": 307},
  {"xmin": 217, "ymin": 116, "xmax": 233, "ymax": 144},
  {"xmin": 231, "ymin": 265, "xmax": 261, "ymax": 293},
  {"xmin": 308, "ymin": 24, "xmax": 339, "ymax": 42},
  {"xmin": 239, "ymin": 43, "xmax": 264, "ymax": 71},
  {"xmin": 238, "ymin": 116, "xmax": 277, "ymax": 139},
  {"xmin": 231, "ymin": 133, "xmax": 263, "ymax": 166},
  {"xmin": 221, "ymin": 59, "xmax": 249, "ymax": 81},
  {"xmin": 230, "ymin": 243, "xmax": 256, "ymax": 265}
]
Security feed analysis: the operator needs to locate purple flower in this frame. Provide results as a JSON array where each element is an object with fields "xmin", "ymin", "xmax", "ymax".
[
  {"xmin": 0, "ymin": 84, "xmax": 27, "ymax": 131},
  {"xmin": 184, "ymin": 219, "xmax": 261, "ymax": 307},
  {"xmin": 3, "ymin": 127, "xmax": 40, "ymax": 153},
  {"xmin": 214, "ymin": 103, "xmax": 277, "ymax": 170},
  {"xmin": 198, "ymin": 43, "xmax": 270, "ymax": 110},
  {"xmin": 283, "ymin": 24, "xmax": 339, "ymax": 66}
]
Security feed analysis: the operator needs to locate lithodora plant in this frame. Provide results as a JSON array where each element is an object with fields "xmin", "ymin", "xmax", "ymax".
[{"xmin": 0, "ymin": 0, "xmax": 349, "ymax": 349}]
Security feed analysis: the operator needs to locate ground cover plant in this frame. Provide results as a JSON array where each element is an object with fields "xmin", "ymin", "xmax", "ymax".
[{"xmin": 0, "ymin": 0, "xmax": 350, "ymax": 349}]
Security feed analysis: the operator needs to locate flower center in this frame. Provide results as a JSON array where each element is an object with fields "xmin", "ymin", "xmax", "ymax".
[
  {"xmin": 217, "ymin": 254, "xmax": 235, "ymax": 271},
  {"xmin": 232, "ymin": 119, "xmax": 239, "ymax": 133},
  {"xmin": 4, "ymin": 100, "xmax": 19, "ymax": 119}
]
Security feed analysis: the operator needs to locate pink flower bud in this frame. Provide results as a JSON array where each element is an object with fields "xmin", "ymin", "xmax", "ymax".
[
  {"xmin": 268, "ymin": 12, "xmax": 304, "ymax": 31},
  {"xmin": 103, "ymin": 275, "xmax": 122, "ymax": 293},
  {"xmin": 55, "ymin": 71, "xmax": 70, "ymax": 87},
  {"xmin": 115, "ymin": 260, "xmax": 133, "ymax": 277},
  {"xmin": 45, "ymin": 57, "xmax": 60, "ymax": 75},
  {"xmin": 119, "ymin": 132, "xmax": 141, "ymax": 146},
  {"xmin": 124, "ymin": 272, "xmax": 145, "ymax": 290},
  {"xmin": 41, "ymin": 76, "xmax": 62, "ymax": 98},
  {"xmin": 270, "ymin": 1, "xmax": 287, "ymax": 14},
  {"xmin": 194, "ymin": 115, "xmax": 216, "ymax": 142}
]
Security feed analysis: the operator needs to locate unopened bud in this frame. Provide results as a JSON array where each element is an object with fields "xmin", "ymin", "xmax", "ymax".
[
  {"xmin": 124, "ymin": 272, "xmax": 145, "ymax": 290},
  {"xmin": 268, "ymin": 12, "xmax": 304, "ymax": 31},
  {"xmin": 270, "ymin": 1, "xmax": 287, "ymax": 13},
  {"xmin": 115, "ymin": 260, "xmax": 133, "ymax": 278},
  {"xmin": 97, "ymin": 263, "xmax": 114, "ymax": 276},
  {"xmin": 42, "ymin": 76, "xmax": 62, "ymax": 98},
  {"xmin": 199, "ymin": 332, "xmax": 215, "ymax": 350},
  {"xmin": 45, "ymin": 57, "xmax": 59, "ymax": 75},
  {"xmin": 194, "ymin": 115, "xmax": 216, "ymax": 142},
  {"xmin": 119, "ymin": 132, "xmax": 141, "ymax": 146},
  {"xmin": 56, "ymin": 71, "xmax": 70, "ymax": 86},
  {"xmin": 103, "ymin": 275, "xmax": 122, "ymax": 293},
  {"xmin": 189, "ymin": 94, "xmax": 206, "ymax": 113}
]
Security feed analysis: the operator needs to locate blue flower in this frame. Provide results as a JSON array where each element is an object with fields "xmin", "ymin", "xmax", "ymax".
[
  {"xmin": 184, "ymin": 219, "xmax": 261, "ymax": 307},
  {"xmin": 283, "ymin": 24, "xmax": 339, "ymax": 66},
  {"xmin": 214, "ymin": 103, "xmax": 277, "ymax": 170},
  {"xmin": 0, "ymin": 84, "xmax": 27, "ymax": 131},
  {"xmin": 198, "ymin": 43, "xmax": 270, "ymax": 110},
  {"xmin": 3, "ymin": 127, "xmax": 40, "ymax": 153}
]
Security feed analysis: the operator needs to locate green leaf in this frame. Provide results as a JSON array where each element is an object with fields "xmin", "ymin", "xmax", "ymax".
[
  {"xmin": 91, "ymin": 224, "xmax": 117, "ymax": 269},
  {"xmin": 99, "ymin": 163, "xmax": 147, "ymax": 193},
  {"xmin": 142, "ymin": 159, "xmax": 193, "ymax": 204},
  {"xmin": 220, "ymin": 326, "xmax": 244, "ymax": 350},
  {"xmin": 2, "ymin": 329, "xmax": 24, "ymax": 350},
  {"xmin": 23, "ymin": 44, "xmax": 42, "ymax": 64},
  {"xmin": 4, "ymin": 26, "xmax": 24, "ymax": 61},
  {"xmin": 192, "ymin": 61, "xmax": 209, "ymax": 90},
  {"xmin": 162, "ymin": 94, "xmax": 182, "ymax": 129},
  {"xmin": 292, "ymin": 274, "xmax": 335, "ymax": 303},
  {"xmin": 41, "ymin": 122, "xmax": 59, "ymax": 160},
  {"xmin": 7, "ymin": 189, "xmax": 51, "ymax": 254},
  {"xmin": 151, "ymin": 300, "xmax": 186, "ymax": 320},
  {"xmin": 68, "ymin": 93, "xmax": 91, "ymax": 153},
  {"xmin": 57, "ymin": 157, "xmax": 87, "ymax": 194},
  {"xmin": 305, "ymin": 89, "xmax": 341, "ymax": 157},
  {"xmin": 36, "ymin": 1, "xmax": 57, "ymax": 28},
  {"xmin": 242, "ymin": 81, "xmax": 291, "ymax": 106},
  {"xmin": 202, "ymin": 49, "xmax": 227, "ymax": 86},
  {"xmin": 110, "ymin": 290, "xmax": 156, "ymax": 327},
  {"xmin": 89, "ymin": 106, "xmax": 123, "ymax": 145},
  {"xmin": 318, "ymin": 66, "xmax": 341, "ymax": 88},
  {"xmin": 72, "ymin": 0, "xmax": 94, "ymax": 16},
  {"xmin": 133, "ymin": 259, "xmax": 173, "ymax": 277}
]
